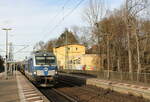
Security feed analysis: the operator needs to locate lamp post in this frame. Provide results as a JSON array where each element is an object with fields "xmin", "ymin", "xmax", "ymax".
[{"xmin": 2, "ymin": 28, "xmax": 12, "ymax": 79}]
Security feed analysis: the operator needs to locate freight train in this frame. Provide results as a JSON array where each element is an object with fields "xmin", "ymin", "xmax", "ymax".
[{"xmin": 23, "ymin": 51, "xmax": 58, "ymax": 87}]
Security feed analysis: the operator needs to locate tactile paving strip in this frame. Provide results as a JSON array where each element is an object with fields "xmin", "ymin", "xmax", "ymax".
[{"xmin": 16, "ymin": 72, "xmax": 44, "ymax": 102}]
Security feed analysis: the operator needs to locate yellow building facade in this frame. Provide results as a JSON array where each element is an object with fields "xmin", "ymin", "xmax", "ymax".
[
  {"xmin": 53, "ymin": 44, "xmax": 104, "ymax": 70},
  {"xmin": 69, "ymin": 54, "xmax": 101, "ymax": 70},
  {"xmin": 53, "ymin": 44, "xmax": 85, "ymax": 69}
]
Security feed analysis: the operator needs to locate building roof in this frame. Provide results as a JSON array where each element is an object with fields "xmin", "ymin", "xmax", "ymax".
[{"xmin": 54, "ymin": 44, "xmax": 85, "ymax": 48}]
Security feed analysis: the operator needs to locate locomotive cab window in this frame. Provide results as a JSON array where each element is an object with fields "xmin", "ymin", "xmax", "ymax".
[
  {"xmin": 46, "ymin": 57, "xmax": 55, "ymax": 64},
  {"xmin": 35, "ymin": 57, "xmax": 45, "ymax": 65},
  {"xmin": 35, "ymin": 56, "xmax": 56, "ymax": 65}
]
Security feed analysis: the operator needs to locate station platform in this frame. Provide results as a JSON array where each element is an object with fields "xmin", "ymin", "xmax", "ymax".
[
  {"xmin": 0, "ymin": 72, "xmax": 20, "ymax": 102},
  {"xmin": 0, "ymin": 72, "xmax": 49, "ymax": 102}
]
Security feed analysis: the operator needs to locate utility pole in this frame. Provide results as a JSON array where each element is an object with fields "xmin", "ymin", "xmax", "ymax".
[
  {"xmin": 95, "ymin": 23, "xmax": 101, "ymax": 71},
  {"xmin": 95, "ymin": 23, "xmax": 111, "ymax": 79},
  {"xmin": 8, "ymin": 42, "xmax": 14, "ymax": 62},
  {"xmin": 2, "ymin": 28, "xmax": 12, "ymax": 79},
  {"xmin": 136, "ymin": 29, "xmax": 141, "ymax": 81},
  {"xmin": 8, "ymin": 42, "xmax": 14, "ymax": 75},
  {"xmin": 107, "ymin": 35, "xmax": 111, "ymax": 79},
  {"xmin": 65, "ymin": 30, "xmax": 68, "ymax": 70}
]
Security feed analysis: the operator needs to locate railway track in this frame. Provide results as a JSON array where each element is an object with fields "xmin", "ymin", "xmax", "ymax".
[
  {"xmin": 21, "ymin": 71, "xmax": 78, "ymax": 102},
  {"xmin": 22, "ymin": 72, "xmax": 150, "ymax": 102},
  {"xmin": 39, "ymin": 88, "xmax": 78, "ymax": 102},
  {"xmin": 54, "ymin": 76, "xmax": 150, "ymax": 102}
]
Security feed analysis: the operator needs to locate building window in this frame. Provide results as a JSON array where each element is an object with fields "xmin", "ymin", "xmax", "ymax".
[
  {"xmin": 68, "ymin": 47, "xmax": 70, "ymax": 50},
  {"xmin": 77, "ymin": 59, "xmax": 80, "ymax": 64},
  {"xmin": 73, "ymin": 60, "xmax": 75, "ymax": 64},
  {"xmin": 76, "ymin": 48, "xmax": 78, "ymax": 50}
]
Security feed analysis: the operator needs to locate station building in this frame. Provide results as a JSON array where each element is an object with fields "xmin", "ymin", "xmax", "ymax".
[
  {"xmin": 68, "ymin": 54, "xmax": 101, "ymax": 71},
  {"xmin": 53, "ymin": 44, "xmax": 85, "ymax": 69},
  {"xmin": 53, "ymin": 44, "xmax": 104, "ymax": 70}
]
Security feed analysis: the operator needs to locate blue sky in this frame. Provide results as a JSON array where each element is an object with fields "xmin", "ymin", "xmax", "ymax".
[{"xmin": 0, "ymin": 0, "xmax": 124, "ymax": 60}]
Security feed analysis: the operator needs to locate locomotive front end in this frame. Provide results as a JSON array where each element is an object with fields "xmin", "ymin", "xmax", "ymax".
[{"xmin": 34, "ymin": 53, "xmax": 58, "ymax": 87}]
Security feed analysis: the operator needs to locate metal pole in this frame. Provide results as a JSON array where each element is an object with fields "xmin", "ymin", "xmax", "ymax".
[
  {"xmin": 97, "ymin": 23, "xmax": 101, "ymax": 71},
  {"xmin": 65, "ymin": 32, "xmax": 66, "ymax": 69},
  {"xmin": 15, "ymin": 63, "xmax": 16, "ymax": 76},
  {"xmin": 2, "ymin": 28, "xmax": 12, "ymax": 79},
  {"xmin": 107, "ymin": 36, "xmax": 110, "ymax": 79},
  {"xmin": 5, "ymin": 30, "xmax": 8, "ymax": 79},
  {"xmin": 64, "ymin": 29, "xmax": 69, "ymax": 70}
]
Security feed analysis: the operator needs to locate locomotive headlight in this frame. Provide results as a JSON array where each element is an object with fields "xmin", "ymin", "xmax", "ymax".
[
  {"xmin": 34, "ymin": 71, "xmax": 37, "ymax": 75},
  {"xmin": 55, "ymin": 71, "xmax": 58, "ymax": 74}
]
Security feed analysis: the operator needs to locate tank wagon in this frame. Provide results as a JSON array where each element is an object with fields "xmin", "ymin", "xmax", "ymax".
[{"xmin": 24, "ymin": 51, "xmax": 58, "ymax": 87}]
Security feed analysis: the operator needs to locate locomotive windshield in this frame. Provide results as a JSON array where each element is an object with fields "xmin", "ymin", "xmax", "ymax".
[{"xmin": 35, "ymin": 56, "xmax": 55, "ymax": 65}]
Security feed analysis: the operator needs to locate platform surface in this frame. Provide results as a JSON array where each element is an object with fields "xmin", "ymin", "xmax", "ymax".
[
  {"xmin": 0, "ymin": 74, "xmax": 20, "ymax": 102},
  {"xmin": 0, "ymin": 71, "xmax": 50, "ymax": 102}
]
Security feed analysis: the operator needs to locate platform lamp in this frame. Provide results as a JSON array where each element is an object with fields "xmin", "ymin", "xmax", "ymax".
[{"xmin": 2, "ymin": 28, "xmax": 12, "ymax": 79}]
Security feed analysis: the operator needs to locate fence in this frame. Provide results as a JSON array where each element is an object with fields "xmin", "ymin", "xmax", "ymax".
[{"xmin": 59, "ymin": 69, "xmax": 150, "ymax": 85}]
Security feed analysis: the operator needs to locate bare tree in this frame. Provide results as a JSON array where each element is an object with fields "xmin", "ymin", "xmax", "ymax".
[
  {"xmin": 83, "ymin": 0, "xmax": 106, "ymax": 72},
  {"xmin": 33, "ymin": 41, "xmax": 45, "ymax": 52},
  {"xmin": 45, "ymin": 39, "xmax": 57, "ymax": 53},
  {"xmin": 77, "ymin": 26, "xmax": 94, "ymax": 48},
  {"xmin": 83, "ymin": 0, "xmax": 105, "ymax": 27},
  {"xmin": 125, "ymin": 0, "xmax": 149, "ymax": 80}
]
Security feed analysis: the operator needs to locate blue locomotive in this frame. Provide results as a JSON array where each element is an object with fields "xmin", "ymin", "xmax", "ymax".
[{"xmin": 25, "ymin": 51, "xmax": 58, "ymax": 87}]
